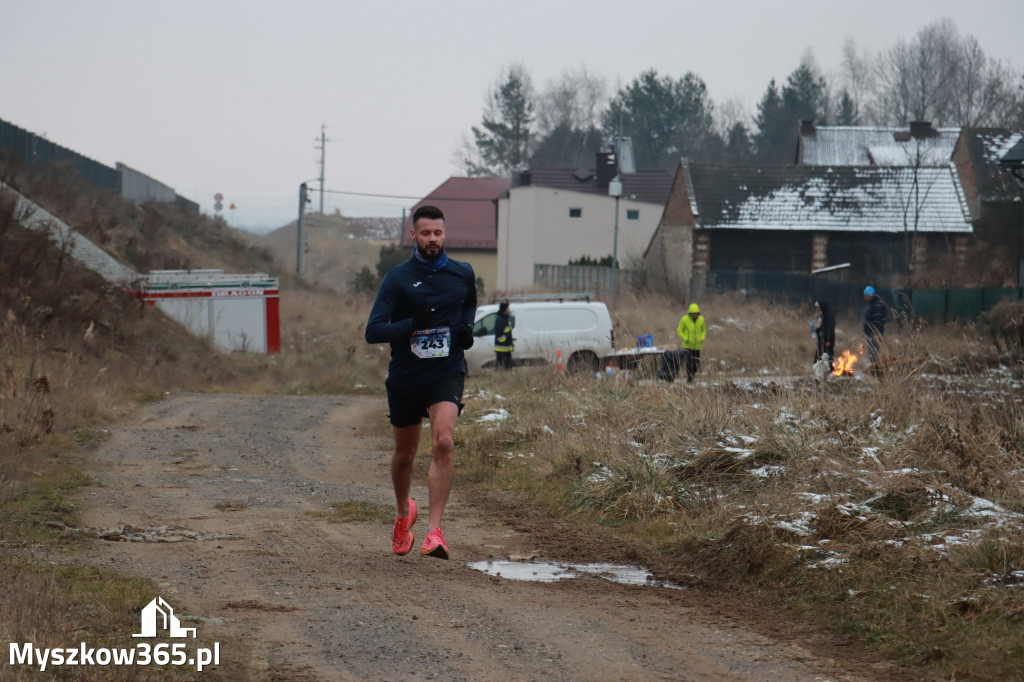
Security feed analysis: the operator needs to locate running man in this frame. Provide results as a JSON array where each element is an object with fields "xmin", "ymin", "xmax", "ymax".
[{"xmin": 365, "ymin": 205, "xmax": 477, "ymax": 559}]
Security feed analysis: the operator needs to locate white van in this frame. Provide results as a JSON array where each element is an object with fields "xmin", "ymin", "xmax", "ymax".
[{"xmin": 465, "ymin": 297, "xmax": 615, "ymax": 374}]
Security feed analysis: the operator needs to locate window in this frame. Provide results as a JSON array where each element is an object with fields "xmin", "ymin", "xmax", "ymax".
[
  {"xmin": 626, "ymin": 209, "xmax": 639, "ymax": 220},
  {"xmin": 473, "ymin": 312, "xmax": 515, "ymax": 337},
  {"xmin": 569, "ymin": 207, "xmax": 582, "ymax": 218}
]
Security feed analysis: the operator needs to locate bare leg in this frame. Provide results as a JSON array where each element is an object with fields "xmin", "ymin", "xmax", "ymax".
[
  {"xmin": 391, "ymin": 424, "xmax": 421, "ymax": 516},
  {"xmin": 425, "ymin": 401, "xmax": 459, "ymax": 529}
]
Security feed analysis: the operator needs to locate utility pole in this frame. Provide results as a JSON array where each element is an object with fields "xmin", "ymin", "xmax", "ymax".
[
  {"xmin": 297, "ymin": 182, "xmax": 308, "ymax": 278},
  {"xmin": 315, "ymin": 124, "xmax": 330, "ymax": 214},
  {"xmin": 609, "ymin": 118, "xmax": 635, "ymax": 299}
]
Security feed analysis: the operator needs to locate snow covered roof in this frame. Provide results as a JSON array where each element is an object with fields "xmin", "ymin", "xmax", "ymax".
[
  {"xmin": 957, "ymin": 128, "xmax": 1024, "ymax": 202},
  {"xmin": 999, "ymin": 135, "xmax": 1024, "ymax": 164},
  {"xmin": 980, "ymin": 130, "xmax": 1024, "ymax": 162},
  {"xmin": 799, "ymin": 124, "xmax": 960, "ymax": 167},
  {"xmin": 687, "ymin": 163, "xmax": 972, "ymax": 233}
]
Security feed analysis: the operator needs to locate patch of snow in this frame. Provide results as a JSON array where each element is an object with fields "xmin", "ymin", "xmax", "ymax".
[
  {"xmin": 723, "ymin": 446, "xmax": 755, "ymax": 460},
  {"xmin": 586, "ymin": 464, "xmax": 615, "ymax": 484},
  {"xmin": 860, "ymin": 447, "xmax": 882, "ymax": 466},
  {"xmin": 751, "ymin": 465, "xmax": 786, "ymax": 478}
]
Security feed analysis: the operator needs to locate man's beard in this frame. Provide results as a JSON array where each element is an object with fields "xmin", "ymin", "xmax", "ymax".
[{"xmin": 417, "ymin": 244, "xmax": 443, "ymax": 261}]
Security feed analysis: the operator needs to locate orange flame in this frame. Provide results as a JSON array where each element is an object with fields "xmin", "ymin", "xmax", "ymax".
[{"xmin": 831, "ymin": 349, "xmax": 859, "ymax": 376}]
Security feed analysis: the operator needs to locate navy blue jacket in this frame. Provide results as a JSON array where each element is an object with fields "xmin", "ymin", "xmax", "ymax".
[
  {"xmin": 864, "ymin": 296, "xmax": 887, "ymax": 336},
  {"xmin": 365, "ymin": 254, "xmax": 477, "ymax": 386}
]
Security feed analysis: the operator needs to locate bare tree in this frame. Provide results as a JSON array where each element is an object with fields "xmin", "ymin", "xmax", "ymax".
[
  {"xmin": 712, "ymin": 96, "xmax": 752, "ymax": 137},
  {"xmin": 451, "ymin": 133, "xmax": 486, "ymax": 177},
  {"xmin": 535, "ymin": 66, "xmax": 607, "ymax": 138},
  {"xmin": 839, "ymin": 38, "xmax": 875, "ymax": 120},
  {"xmin": 948, "ymin": 36, "xmax": 1021, "ymax": 126},
  {"xmin": 869, "ymin": 19, "xmax": 1022, "ymax": 127},
  {"xmin": 873, "ymin": 19, "xmax": 959, "ymax": 124},
  {"xmin": 894, "ymin": 141, "xmax": 942, "ymax": 283},
  {"xmin": 527, "ymin": 67, "xmax": 610, "ymax": 168}
]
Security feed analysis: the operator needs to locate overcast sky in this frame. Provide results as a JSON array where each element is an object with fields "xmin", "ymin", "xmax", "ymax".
[{"xmin": 2, "ymin": 0, "xmax": 1022, "ymax": 233}]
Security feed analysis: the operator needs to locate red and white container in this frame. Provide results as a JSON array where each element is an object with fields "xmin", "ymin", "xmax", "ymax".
[{"xmin": 136, "ymin": 270, "xmax": 280, "ymax": 354}]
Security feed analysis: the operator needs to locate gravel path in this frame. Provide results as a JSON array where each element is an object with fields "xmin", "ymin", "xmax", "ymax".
[{"xmin": 71, "ymin": 392, "xmax": 899, "ymax": 681}]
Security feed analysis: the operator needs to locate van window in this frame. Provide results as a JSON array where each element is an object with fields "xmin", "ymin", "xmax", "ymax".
[
  {"xmin": 519, "ymin": 307, "xmax": 596, "ymax": 332},
  {"xmin": 474, "ymin": 312, "xmax": 515, "ymax": 336}
]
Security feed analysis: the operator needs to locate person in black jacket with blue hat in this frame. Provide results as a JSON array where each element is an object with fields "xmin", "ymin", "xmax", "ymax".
[
  {"xmin": 365, "ymin": 205, "xmax": 477, "ymax": 561},
  {"xmin": 862, "ymin": 286, "xmax": 887, "ymax": 364}
]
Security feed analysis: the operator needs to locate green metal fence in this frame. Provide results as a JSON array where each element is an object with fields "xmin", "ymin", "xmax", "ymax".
[
  {"xmin": 0, "ymin": 117, "xmax": 120, "ymax": 191},
  {"xmin": 901, "ymin": 287, "xmax": 1022, "ymax": 321},
  {"xmin": 707, "ymin": 269, "xmax": 1022, "ymax": 321}
]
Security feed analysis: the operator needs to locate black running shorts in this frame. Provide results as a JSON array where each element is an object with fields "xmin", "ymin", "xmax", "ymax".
[{"xmin": 385, "ymin": 373, "xmax": 466, "ymax": 428}]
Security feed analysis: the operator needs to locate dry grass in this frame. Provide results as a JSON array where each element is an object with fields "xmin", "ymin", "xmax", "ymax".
[
  {"xmin": 0, "ymin": 556, "xmax": 247, "ymax": 680},
  {"xmin": 458, "ymin": 294, "xmax": 1024, "ymax": 680},
  {"xmin": 5, "ymin": 168, "xmax": 1024, "ymax": 678},
  {"xmin": 0, "ymin": 181, "xmax": 370, "ymax": 680},
  {"xmin": 228, "ymin": 288, "xmax": 390, "ymax": 395}
]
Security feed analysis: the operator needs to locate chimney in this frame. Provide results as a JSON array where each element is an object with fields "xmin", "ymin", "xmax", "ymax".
[
  {"xmin": 596, "ymin": 151, "xmax": 617, "ymax": 189},
  {"xmin": 513, "ymin": 170, "xmax": 531, "ymax": 187},
  {"xmin": 800, "ymin": 119, "xmax": 817, "ymax": 136},
  {"xmin": 909, "ymin": 121, "xmax": 936, "ymax": 139}
]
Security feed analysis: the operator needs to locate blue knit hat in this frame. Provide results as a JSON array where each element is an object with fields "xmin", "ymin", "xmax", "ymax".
[{"xmin": 863, "ymin": 286, "xmax": 875, "ymax": 296}]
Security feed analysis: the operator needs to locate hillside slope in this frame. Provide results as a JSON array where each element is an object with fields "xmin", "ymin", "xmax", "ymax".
[
  {"xmin": 3, "ymin": 160, "xmax": 281, "ymax": 279},
  {"xmin": 240, "ymin": 211, "xmax": 400, "ymax": 292}
]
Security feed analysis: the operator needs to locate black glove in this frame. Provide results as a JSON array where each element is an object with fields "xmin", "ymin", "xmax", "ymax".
[
  {"xmin": 456, "ymin": 324, "xmax": 474, "ymax": 349},
  {"xmin": 411, "ymin": 305, "xmax": 436, "ymax": 331}
]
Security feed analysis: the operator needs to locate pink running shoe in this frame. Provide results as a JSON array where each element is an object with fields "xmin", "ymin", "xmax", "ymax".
[
  {"xmin": 391, "ymin": 498, "xmax": 417, "ymax": 556},
  {"xmin": 420, "ymin": 526, "xmax": 449, "ymax": 560}
]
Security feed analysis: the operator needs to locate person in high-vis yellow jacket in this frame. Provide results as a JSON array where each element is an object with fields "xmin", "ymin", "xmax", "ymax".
[{"xmin": 676, "ymin": 303, "xmax": 706, "ymax": 382}]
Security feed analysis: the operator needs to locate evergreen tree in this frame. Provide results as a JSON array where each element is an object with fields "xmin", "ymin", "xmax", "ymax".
[
  {"xmin": 530, "ymin": 122, "xmax": 604, "ymax": 168},
  {"xmin": 755, "ymin": 59, "xmax": 830, "ymax": 164},
  {"xmin": 835, "ymin": 89, "xmax": 859, "ymax": 125},
  {"xmin": 469, "ymin": 64, "xmax": 536, "ymax": 175},
  {"xmin": 350, "ymin": 265, "xmax": 378, "ymax": 297},
  {"xmin": 722, "ymin": 122, "xmax": 754, "ymax": 163},
  {"xmin": 602, "ymin": 70, "xmax": 720, "ymax": 169},
  {"xmin": 753, "ymin": 79, "xmax": 787, "ymax": 163},
  {"xmin": 781, "ymin": 62, "xmax": 829, "ymax": 123},
  {"xmin": 376, "ymin": 243, "xmax": 407, "ymax": 280}
]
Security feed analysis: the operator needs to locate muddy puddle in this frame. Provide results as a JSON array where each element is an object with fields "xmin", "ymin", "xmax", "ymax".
[{"xmin": 468, "ymin": 559, "xmax": 684, "ymax": 589}]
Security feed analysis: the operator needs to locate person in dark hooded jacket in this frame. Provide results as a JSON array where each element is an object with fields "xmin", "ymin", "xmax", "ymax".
[
  {"xmin": 813, "ymin": 300, "xmax": 836, "ymax": 370},
  {"xmin": 862, "ymin": 286, "xmax": 887, "ymax": 364}
]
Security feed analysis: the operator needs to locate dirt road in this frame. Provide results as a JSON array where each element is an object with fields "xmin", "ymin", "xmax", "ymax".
[{"xmin": 73, "ymin": 393, "xmax": 900, "ymax": 681}]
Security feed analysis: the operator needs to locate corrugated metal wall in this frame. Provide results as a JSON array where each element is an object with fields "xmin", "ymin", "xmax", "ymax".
[{"xmin": 533, "ymin": 264, "xmax": 646, "ymax": 299}]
